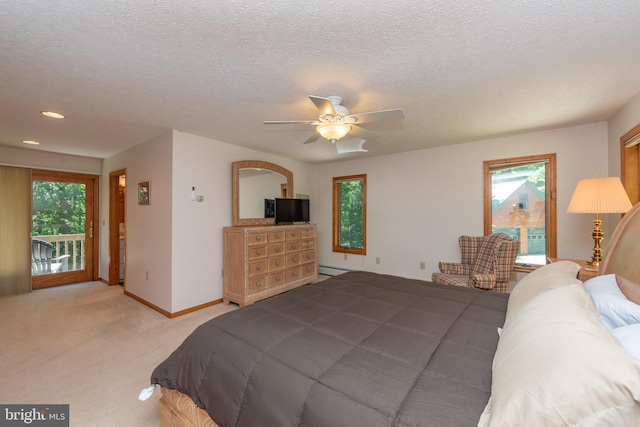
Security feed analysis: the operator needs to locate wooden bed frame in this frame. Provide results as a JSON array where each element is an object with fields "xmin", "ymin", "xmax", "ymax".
[
  {"xmin": 158, "ymin": 202, "xmax": 640, "ymax": 427},
  {"xmin": 159, "ymin": 387, "xmax": 219, "ymax": 427},
  {"xmin": 599, "ymin": 202, "xmax": 640, "ymax": 284}
]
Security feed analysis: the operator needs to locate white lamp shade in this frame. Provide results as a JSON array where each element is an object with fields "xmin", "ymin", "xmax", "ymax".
[
  {"xmin": 317, "ymin": 123, "xmax": 351, "ymax": 142},
  {"xmin": 567, "ymin": 176, "xmax": 632, "ymax": 214}
]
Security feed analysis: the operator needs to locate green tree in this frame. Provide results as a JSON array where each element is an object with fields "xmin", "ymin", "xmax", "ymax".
[
  {"xmin": 339, "ymin": 180, "xmax": 364, "ymax": 249},
  {"xmin": 32, "ymin": 181, "xmax": 86, "ymax": 236}
]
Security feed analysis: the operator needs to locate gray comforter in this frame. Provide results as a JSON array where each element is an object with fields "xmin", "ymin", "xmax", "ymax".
[{"xmin": 151, "ymin": 271, "xmax": 508, "ymax": 427}]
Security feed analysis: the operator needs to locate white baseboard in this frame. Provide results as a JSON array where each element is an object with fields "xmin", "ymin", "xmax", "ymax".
[{"xmin": 318, "ymin": 266, "xmax": 351, "ymax": 276}]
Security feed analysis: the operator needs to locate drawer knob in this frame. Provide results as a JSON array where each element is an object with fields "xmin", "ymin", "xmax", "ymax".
[
  {"xmin": 292, "ymin": 271, "xmax": 298, "ymax": 277},
  {"xmin": 256, "ymin": 265, "xmax": 261, "ymax": 271},
  {"xmin": 276, "ymin": 275, "xmax": 281, "ymax": 281},
  {"xmin": 276, "ymin": 247, "xmax": 281, "ymax": 253},
  {"xmin": 256, "ymin": 281, "xmax": 262, "ymax": 287},
  {"xmin": 276, "ymin": 233, "xmax": 280, "ymax": 238},
  {"xmin": 292, "ymin": 257, "xmax": 297, "ymax": 262},
  {"xmin": 292, "ymin": 244, "xmax": 298, "ymax": 249},
  {"xmin": 256, "ymin": 250, "xmax": 261, "ymax": 255},
  {"xmin": 276, "ymin": 261, "xmax": 281, "ymax": 266},
  {"xmin": 256, "ymin": 236, "xmax": 261, "ymax": 241}
]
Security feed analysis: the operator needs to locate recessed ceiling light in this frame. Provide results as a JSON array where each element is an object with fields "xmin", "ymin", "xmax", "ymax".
[
  {"xmin": 41, "ymin": 111, "xmax": 65, "ymax": 119},
  {"xmin": 22, "ymin": 140, "xmax": 40, "ymax": 145}
]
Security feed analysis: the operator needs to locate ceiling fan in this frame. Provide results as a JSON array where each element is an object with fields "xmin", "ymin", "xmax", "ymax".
[{"xmin": 264, "ymin": 95, "xmax": 404, "ymax": 154}]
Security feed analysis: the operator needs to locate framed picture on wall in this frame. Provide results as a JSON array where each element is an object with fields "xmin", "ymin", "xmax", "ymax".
[{"xmin": 138, "ymin": 181, "xmax": 150, "ymax": 205}]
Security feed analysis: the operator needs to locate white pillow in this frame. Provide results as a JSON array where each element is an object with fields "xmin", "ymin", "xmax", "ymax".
[
  {"xmin": 505, "ymin": 261, "xmax": 581, "ymax": 322},
  {"xmin": 479, "ymin": 284, "xmax": 640, "ymax": 426},
  {"xmin": 583, "ymin": 274, "xmax": 640, "ymax": 329},
  {"xmin": 613, "ymin": 324, "xmax": 640, "ymax": 360}
]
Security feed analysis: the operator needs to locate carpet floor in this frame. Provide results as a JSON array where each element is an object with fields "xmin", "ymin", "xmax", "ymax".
[{"xmin": 0, "ymin": 282, "xmax": 237, "ymax": 426}]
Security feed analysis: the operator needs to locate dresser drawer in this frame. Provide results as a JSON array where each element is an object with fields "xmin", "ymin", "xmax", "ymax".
[
  {"xmin": 248, "ymin": 260, "xmax": 267, "ymax": 277},
  {"xmin": 248, "ymin": 246, "xmax": 267, "ymax": 260},
  {"xmin": 286, "ymin": 241, "xmax": 301, "ymax": 252},
  {"xmin": 300, "ymin": 239, "xmax": 315, "ymax": 251},
  {"xmin": 300, "ymin": 250, "xmax": 315, "ymax": 264},
  {"xmin": 247, "ymin": 232, "xmax": 267, "ymax": 246},
  {"xmin": 299, "ymin": 227, "xmax": 315, "ymax": 239},
  {"xmin": 248, "ymin": 276, "xmax": 268, "ymax": 294},
  {"xmin": 301, "ymin": 262, "xmax": 316, "ymax": 278},
  {"xmin": 268, "ymin": 271, "xmax": 286, "ymax": 287},
  {"xmin": 286, "ymin": 229, "xmax": 301, "ymax": 240},
  {"xmin": 286, "ymin": 253, "xmax": 301, "ymax": 267},
  {"xmin": 286, "ymin": 267, "xmax": 301, "ymax": 282},
  {"xmin": 268, "ymin": 256, "xmax": 285, "ymax": 272},
  {"xmin": 268, "ymin": 243, "xmax": 285, "ymax": 256},
  {"xmin": 268, "ymin": 230, "xmax": 286, "ymax": 242}
]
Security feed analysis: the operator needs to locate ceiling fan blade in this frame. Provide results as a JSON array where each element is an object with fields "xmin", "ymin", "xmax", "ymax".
[
  {"xmin": 303, "ymin": 132, "xmax": 321, "ymax": 144},
  {"xmin": 309, "ymin": 96, "xmax": 337, "ymax": 117},
  {"xmin": 336, "ymin": 138, "xmax": 368, "ymax": 155},
  {"xmin": 263, "ymin": 120, "xmax": 319, "ymax": 125},
  {"xmin": 349, "ymin": 125, "xmax": 378, "ymax": 140},
  {"xmin": 347, "ymin": 108, "xmax": 404, "ymax": 124}
]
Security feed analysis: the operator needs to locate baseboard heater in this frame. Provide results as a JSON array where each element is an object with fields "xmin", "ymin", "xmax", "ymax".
[{"xmin": 318, "ymin": 266, "xmax": 351, "ymax": 276}]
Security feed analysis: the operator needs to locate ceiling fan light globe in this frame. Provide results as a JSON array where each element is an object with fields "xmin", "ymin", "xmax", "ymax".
[{"xmin": 317, "ymin": 123, "xmax": 351, "ymax": 142}]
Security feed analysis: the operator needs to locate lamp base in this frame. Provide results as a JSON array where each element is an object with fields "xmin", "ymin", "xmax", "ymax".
[{"xmin": 587, "ymin": 214, "xmax": 603, "ymax": 267}]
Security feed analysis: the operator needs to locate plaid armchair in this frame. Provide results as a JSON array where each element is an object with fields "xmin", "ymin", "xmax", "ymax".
[{"xmin": 431, "ymin": 233, "xmax": 520, "ymax": 293}]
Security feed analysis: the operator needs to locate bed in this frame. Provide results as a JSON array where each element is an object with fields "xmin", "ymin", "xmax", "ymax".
[{"xmin": 149, "ymin": 203, "xmax": 640, "ymax": 427}]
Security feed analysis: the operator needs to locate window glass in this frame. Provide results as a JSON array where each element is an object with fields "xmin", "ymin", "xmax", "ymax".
[
  {"xmin": 333, "ymin": 175, "xmax": 366, "ymax": 255},
  {"xmin": 484, "ymin": 154, "xmax": 556, "ymax": 266},
  {"xmin": 32, "ymin": 180, "xmax": 87, "ymax": 274}
]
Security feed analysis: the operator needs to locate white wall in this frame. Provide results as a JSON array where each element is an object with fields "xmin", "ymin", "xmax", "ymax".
[
  {"xmin": 314, "ymin": 122, "xmax": 609, "ymax": 281},
  {"xmin": 608, "ymin": 91, "xmax": 640, "ymax": 176},
  {"xmin": 102, "ymin": 132, "xmax": 174, "ymax": 310}
]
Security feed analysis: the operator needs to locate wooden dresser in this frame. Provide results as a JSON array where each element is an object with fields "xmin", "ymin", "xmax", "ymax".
[{"xmin": 223, "ymin": 224, "xmax": 318, "ymax": 306}]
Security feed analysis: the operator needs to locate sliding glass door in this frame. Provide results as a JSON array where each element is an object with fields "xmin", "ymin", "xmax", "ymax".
[{"xmin": 31, "ymin": 170, "xmax": 98, "ymax": 288}]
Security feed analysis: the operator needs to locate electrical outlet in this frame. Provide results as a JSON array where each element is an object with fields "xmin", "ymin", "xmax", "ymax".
[
  {"xmin": 420, "ymin": 262, "xmax": 426, "ymax": 270},
  {"xmin": 375, "ymin": 257, "xmax": 380, "ymax": 264},
  {"xmin": 344, "ymin": 254, "xmax": 348, "ymax": 261},
  {"xmin": 146, "ymin": 271, "xmax": 149, "ymax": 281}
]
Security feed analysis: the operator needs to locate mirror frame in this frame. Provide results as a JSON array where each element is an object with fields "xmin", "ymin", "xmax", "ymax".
[{"xmin": 232, "ymin": 160, "xmax": 294, "ymax": 226}]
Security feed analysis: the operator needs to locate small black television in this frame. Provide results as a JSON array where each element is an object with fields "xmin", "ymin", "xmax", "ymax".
[{"xmin": 275, "ymin": 198, "xmax": 310, "ymax": 224}]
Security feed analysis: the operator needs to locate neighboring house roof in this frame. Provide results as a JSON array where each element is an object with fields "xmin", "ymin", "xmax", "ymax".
[{"xmin": 492, "ymin": 179, "xmax": 545, "ymax": 211}]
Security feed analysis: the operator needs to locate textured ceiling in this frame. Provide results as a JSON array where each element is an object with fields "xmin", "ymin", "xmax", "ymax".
[{"xmin": 2, "ymin": 1, "xmax": 640, "ymax": 164}]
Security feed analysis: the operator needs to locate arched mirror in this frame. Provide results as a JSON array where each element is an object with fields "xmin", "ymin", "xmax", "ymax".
[{"xmin": 232, "ymin": 160, "xmax": 293, "ymax": 226}]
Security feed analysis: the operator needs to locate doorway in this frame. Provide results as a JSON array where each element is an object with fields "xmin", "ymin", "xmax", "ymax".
[
  {"xmin": 31, "ymin": 170, "xmax": 99, "ymax": 288},
  {"xmin": 108, "ymin": 169, "xmax": 126, "ymax": 286},
  {"xmin": 621, "ymin": 123, "xmax": 640, "ymax": 205}
]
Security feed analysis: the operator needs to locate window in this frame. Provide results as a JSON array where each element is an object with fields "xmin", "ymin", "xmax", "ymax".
[
  {"xmin": 333, "ymin": 174, "xmax": 366, "ymax": 255},
  {"xmin": 484, "ymin": 154, "xmax": 556, "ymax": 268}
]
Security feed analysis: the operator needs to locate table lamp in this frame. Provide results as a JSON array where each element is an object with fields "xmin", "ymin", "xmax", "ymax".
[{"xmin": 567, "ymin": 176, "xmax": 632, "ymax": 266}]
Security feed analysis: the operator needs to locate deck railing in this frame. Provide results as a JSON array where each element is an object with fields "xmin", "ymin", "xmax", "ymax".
[{"xmin": 34, "ymin": 234, "xmax": 85, "ymax": 271}]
